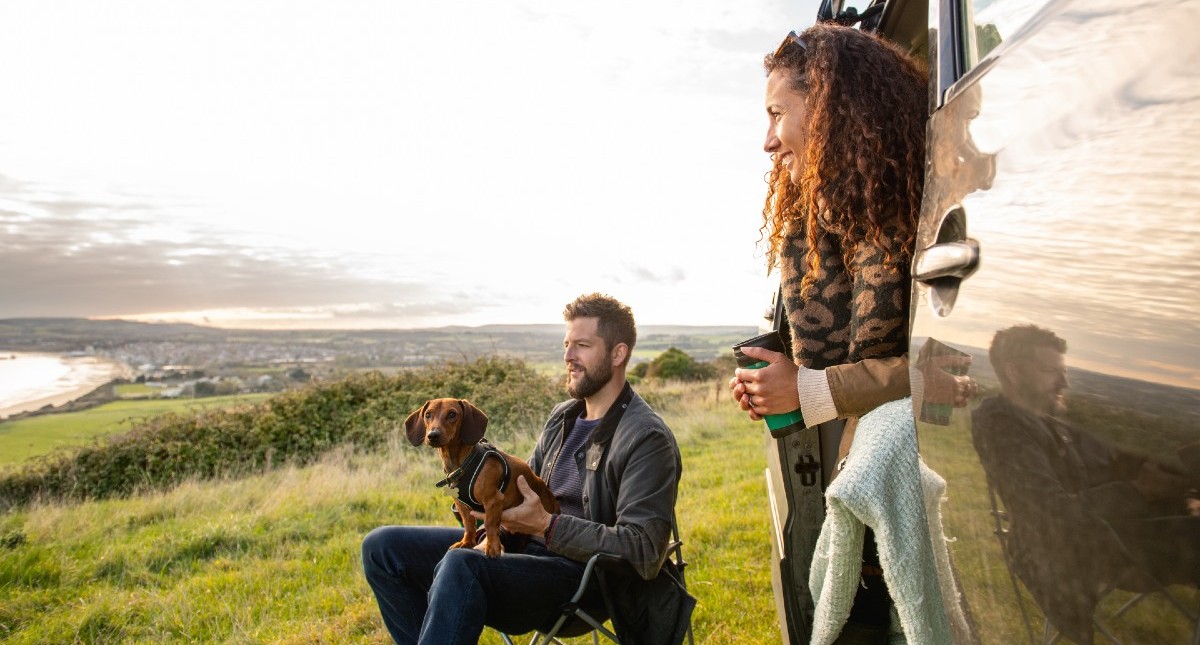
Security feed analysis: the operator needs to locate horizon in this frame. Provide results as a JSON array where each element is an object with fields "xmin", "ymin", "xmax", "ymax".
[{"xmin": 0, "ymin": 315, "xmax": 763, "ymax": 334}]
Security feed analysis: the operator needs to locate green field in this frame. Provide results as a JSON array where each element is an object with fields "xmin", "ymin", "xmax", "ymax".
[
  {"xmin": 0, "ymin": 381, "xmax": 779, "ymax": 644},
  {"xmin": 0, "ymin": 394, "xmax": 272, "ymax": 467},
  {"xmin": 113, "ymin": 383, "xmax": 159, "ymax": 398},
  {"xmin": 3, "ymin": 379, "xmax": 1193, "ymax": 643}
]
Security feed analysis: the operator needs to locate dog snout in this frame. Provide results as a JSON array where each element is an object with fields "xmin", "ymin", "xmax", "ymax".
[{"xmin": 426, "ymin": 428, "xmax": 445, "ymax": 447}]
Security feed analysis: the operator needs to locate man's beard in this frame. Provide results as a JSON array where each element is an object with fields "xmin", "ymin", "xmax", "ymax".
[
  {"xmin": 566, "ymin": 355, "xmax": 614, "ymax": 400},
  {"xmin": 1014, "ymin": 380, "xmax": 1066, "ymax": 417}
]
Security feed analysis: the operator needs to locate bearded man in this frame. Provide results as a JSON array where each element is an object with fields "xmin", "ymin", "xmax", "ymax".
[
  {"xmin": 972, "ymin": 324, "xmax": 1199, "ymax": 644},
  {"xmin": 362, "ymin": 293, "xmax": 693, "ymax": 645}
]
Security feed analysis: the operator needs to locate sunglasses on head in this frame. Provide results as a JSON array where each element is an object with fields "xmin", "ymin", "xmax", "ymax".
[{"xmin": 774, "ymin": 30, "xmax": 808, "ymax": 57}]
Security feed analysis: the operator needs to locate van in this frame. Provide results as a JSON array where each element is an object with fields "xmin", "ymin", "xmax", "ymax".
[{"xmin": 765, "ymin": 0, "xmax": 1200, "ymax": 642}]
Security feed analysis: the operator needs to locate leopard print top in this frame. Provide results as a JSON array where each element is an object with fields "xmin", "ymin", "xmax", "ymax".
[{"xmin": 780, "ymin": 223, "xmax": 911, "ymax": 370}]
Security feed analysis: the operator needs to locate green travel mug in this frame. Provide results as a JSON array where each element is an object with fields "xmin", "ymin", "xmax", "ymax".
[{"xmin": 733, "ymin": 331, "xmax": 806, "ymax": 438}]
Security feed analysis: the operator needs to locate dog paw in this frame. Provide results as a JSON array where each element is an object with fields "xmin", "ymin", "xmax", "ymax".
[{"xmin": 448, "ymin": 540, "xmax": 472, "ymax": 550}]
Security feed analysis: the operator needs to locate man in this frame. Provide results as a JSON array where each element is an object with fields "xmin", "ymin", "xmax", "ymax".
[
  {"xmin": 972, "ymin": 324, "xmax": 1198, "ymax": 644},
  {"xmin": 362, "ymin": 293, "xmax": 693, "ymax": 645}
]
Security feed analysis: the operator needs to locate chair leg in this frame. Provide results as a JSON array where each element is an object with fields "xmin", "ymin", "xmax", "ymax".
[
  {"xmin": 534, "ymin": 616, "xmax": 570, "ymax": 645},
  {"xmin": 1192, "ymin": 606, "xmax": 1199, "ymax": 645},
  {"xmin": 1155, "ymin": 587, "xmax": 1200, "ymax": 622},
  {"xmin": 1094, "ymin": 619, "xmax": 1123, "ymax": 645},
  {"xmin": 1008, "ymin": 569, "xmax": 1037, "ymax": 645},
  {"xmin": 1041, "ymin": 619, "xmax": 1059, "ymax": 645},
  {"xmin": 1110, "ymin": 593, "xmax": 1147, "ymax": 620}
]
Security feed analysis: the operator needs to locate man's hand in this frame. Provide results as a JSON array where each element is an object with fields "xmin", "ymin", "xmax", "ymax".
[
  {"xmin": 470, "ymin": 476, "xmax": 553, "ymax": 536},
  {"xmin": 728, "ymin": 345, "xmax": 800, "ymax": 421},
  {"xmin": 1132, "ymin": 460, "xmax": 1188, "ymax": 502}
]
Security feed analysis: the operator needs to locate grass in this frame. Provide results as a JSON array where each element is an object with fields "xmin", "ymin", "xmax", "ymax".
[
  {"xmin": 0, "ymin": 380, "xmax": 779, "ymax": 644},
  {"xmin": 918, "ymin": 412, "xmax": 1200, "ymax": 644},
  {"xmin": 6, "ymin": 379, "xmax": 1191, "ymax": 643},
  {"xmin": 113, "ymin": 383, "xmax": 158, "ymax": 398},
  {"xmin": 0, "ymin": 394, "xmax": 273, "ymax": 468}
]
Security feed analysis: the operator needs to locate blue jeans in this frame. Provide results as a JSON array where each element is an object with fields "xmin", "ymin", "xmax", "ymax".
[{"xmin": 361, "ymin": 525, "xmax": 595, "ymax": 645}]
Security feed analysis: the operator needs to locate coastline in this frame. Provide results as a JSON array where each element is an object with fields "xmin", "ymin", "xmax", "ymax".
[{"xmin": 0, "ymin": 353, "xmax": 133, "ymax": 420}]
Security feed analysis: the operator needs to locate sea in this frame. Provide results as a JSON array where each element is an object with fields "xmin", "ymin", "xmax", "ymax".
[{"xmin": 0, "ymin": 352, "xmax": 118, "ymax": 414}]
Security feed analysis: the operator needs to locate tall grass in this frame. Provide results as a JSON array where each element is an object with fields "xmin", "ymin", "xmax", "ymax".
[{"xmin": 0, "ymin": 375, "xmax": 780, "ymax": 644}]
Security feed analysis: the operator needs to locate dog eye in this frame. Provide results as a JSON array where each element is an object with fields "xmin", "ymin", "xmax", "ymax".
[
  {"xmin": 424, "ymin": 412, "xmax": 431, "ymax": 420},
  {"xmin": 447, "ymin": 411, "xmax": 457, "ymax": 419}
]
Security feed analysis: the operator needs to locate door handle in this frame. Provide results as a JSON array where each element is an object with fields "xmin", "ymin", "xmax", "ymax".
[
  {"xmin": 914, "ymin": 239, "xmax": 980, "ymax": 282},
  {"xmin": 914, "ymin": 205, "xmax": 979, "ymax": 317}
]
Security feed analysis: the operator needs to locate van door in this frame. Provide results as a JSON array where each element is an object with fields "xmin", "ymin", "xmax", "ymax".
[{"xmin": 909, "ymin": 0, "xmax": 1200, "ymax": 643}]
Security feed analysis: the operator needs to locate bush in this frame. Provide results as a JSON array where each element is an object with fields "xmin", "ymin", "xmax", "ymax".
[
  {"xmin": 645, "ymin": 347, "xmax": 716, "ymax": 382},
  {"xmin": 0, "ymin": 357, "xmax": 558, "ymax": 509}
]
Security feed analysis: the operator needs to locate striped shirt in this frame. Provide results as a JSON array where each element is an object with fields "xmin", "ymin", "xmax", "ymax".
[{"xmin": 548, "ymin": 415, "xmax": 599, "ymax": 518}]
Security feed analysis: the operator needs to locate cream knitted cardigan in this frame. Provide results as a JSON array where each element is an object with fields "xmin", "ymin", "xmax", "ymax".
[{"xmin": 808, "ymin": 398, "xmax": 969, "ymax": 645}]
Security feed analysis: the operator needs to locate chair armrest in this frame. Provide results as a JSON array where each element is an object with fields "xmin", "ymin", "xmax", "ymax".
[{"xmin": 571, "ymin": 552, "xmax": 622, "ymax": 603}]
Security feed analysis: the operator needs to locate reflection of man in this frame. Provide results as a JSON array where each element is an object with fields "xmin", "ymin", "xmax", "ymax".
[
  {"xmin": 362, "ymin": 293, "xmax": 693, "ymax": 644},
  {"xmin": 972, "ymin": 324, "xmax": 1199, "ymax": 644}
]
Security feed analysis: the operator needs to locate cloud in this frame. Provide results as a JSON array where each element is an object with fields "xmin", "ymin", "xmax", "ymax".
[
  {"xmin": 0, "ymin": 1, "xmax": 797, "ymax": 329},
  {"xmin": 326, "ymin": 299, "xmax": 483, "ymax": 320},
  {"xmin": 612, "ymin": 263, "xmax": 687, "ymax": 286},
  {"xmin": 0, "ymin": 178, "xmax": 444, "ymax": 319}
]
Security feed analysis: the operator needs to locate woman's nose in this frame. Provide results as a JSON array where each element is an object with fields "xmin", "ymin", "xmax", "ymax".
[{"xmin": 764, "ymin": 128, "xmax": 780, "ymax": 153}]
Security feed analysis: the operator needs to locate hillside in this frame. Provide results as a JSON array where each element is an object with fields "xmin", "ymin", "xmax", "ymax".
[{"xmin": 0, "ymin": 366, "xmax": 778, "ymax": 643}]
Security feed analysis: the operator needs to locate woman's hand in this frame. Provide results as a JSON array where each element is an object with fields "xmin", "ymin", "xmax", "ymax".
[
  {"xmin": 728, "ymin": 345, "xmax": 800, "ymax": 421},
  {"xmin": 920, "ymin": 354, "xmax": 978, "ymax": 407}
]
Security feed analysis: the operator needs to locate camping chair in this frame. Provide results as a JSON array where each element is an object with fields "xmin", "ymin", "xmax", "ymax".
[
  {"xmin": 986, "ymin": 480, "xmax": 1041, "ymax": 644},
  {"xmin": 498, "ymin": 527, "xmax": 694, "ymax": 645},
  {"xmin": 986, "ymin": 480, "xmax": 1199, "ymax": 645}
]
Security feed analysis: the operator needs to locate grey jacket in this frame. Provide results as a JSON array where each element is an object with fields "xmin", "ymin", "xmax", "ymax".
[{"xmin": 529, "ymin": 382, "xmax": 694, "ymax": 645}]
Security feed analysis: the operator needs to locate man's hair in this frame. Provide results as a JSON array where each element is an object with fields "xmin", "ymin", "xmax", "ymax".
[
  {"xmin": 563, "ymin": 293, "xmax": 637, "ymax": 356},
  {"xmin": 760, "ymin": 23, "xmax": 928, "ymax": 291},
  {"xmin": 988, "ymin": 324, "xmax": 1068, "ymax": 374}
]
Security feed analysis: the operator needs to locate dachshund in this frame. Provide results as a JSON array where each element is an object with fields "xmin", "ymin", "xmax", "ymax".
[{"xmin": 405, "ymin": 398, "xmax": 559, "ymax": 557}]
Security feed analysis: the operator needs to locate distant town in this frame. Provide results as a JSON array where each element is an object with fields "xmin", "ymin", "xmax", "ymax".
[{"xmin": 0, "ymin": 317, "xmax": 761, "ymax": 400}]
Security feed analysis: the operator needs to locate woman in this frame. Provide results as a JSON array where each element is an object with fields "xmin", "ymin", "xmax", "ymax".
[
  {"xmin": 729, "ymin": 23, "xmax": 941, "ymax": 644},
  {"xmin": 730, "ymin": 23, "xmax": 925, "ymax": 434}
]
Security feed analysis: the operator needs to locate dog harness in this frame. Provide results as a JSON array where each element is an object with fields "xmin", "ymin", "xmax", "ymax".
[{"xmin": 434, "ymin": 439, "xmax": 511, "ymax": 513}]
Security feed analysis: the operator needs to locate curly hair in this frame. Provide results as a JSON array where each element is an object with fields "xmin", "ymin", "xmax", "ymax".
[{"xmin": 761, "ymin": 24, "xmax": 927, "ymax": 286}]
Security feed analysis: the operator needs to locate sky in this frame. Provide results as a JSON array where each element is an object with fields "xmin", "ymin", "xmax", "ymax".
[{"xmin": 0, "ymin": 0, "xmax": 825, "ymax": 330}]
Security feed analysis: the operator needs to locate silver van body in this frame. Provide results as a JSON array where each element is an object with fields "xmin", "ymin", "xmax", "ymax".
[{"xmin": 765, "ymin": 0, "xmax": 1200, "ymax": 642}]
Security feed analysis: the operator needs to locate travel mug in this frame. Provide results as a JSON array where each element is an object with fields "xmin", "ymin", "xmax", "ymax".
[{"xmin": 733, "ymin": 330, "xmax": 806, "ymax": 438}]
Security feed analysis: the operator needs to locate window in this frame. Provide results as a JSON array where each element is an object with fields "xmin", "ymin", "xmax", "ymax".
[{"xmin": 960, "ymin": 0, "xmax": 1049, "ymax": 73}]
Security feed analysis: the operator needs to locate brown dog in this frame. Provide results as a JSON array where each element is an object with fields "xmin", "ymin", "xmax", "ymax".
[{"xmin": 405, "ymin": 398, "xmax": 559, "ymax": 557}]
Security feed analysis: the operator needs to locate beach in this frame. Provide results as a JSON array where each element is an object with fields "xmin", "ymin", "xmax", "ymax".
[{"xmin": 0, "ymin": 353, "xmax": 133, "ymax": 419}]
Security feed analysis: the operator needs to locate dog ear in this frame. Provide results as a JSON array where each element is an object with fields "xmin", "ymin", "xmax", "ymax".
[
  {"xmin": 404, "ymin": 402, "xmax": 429, "ymax": 446},
  {"xmin": 457, "ymin": 399, "xmax": 489, "ymax": 445}
]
